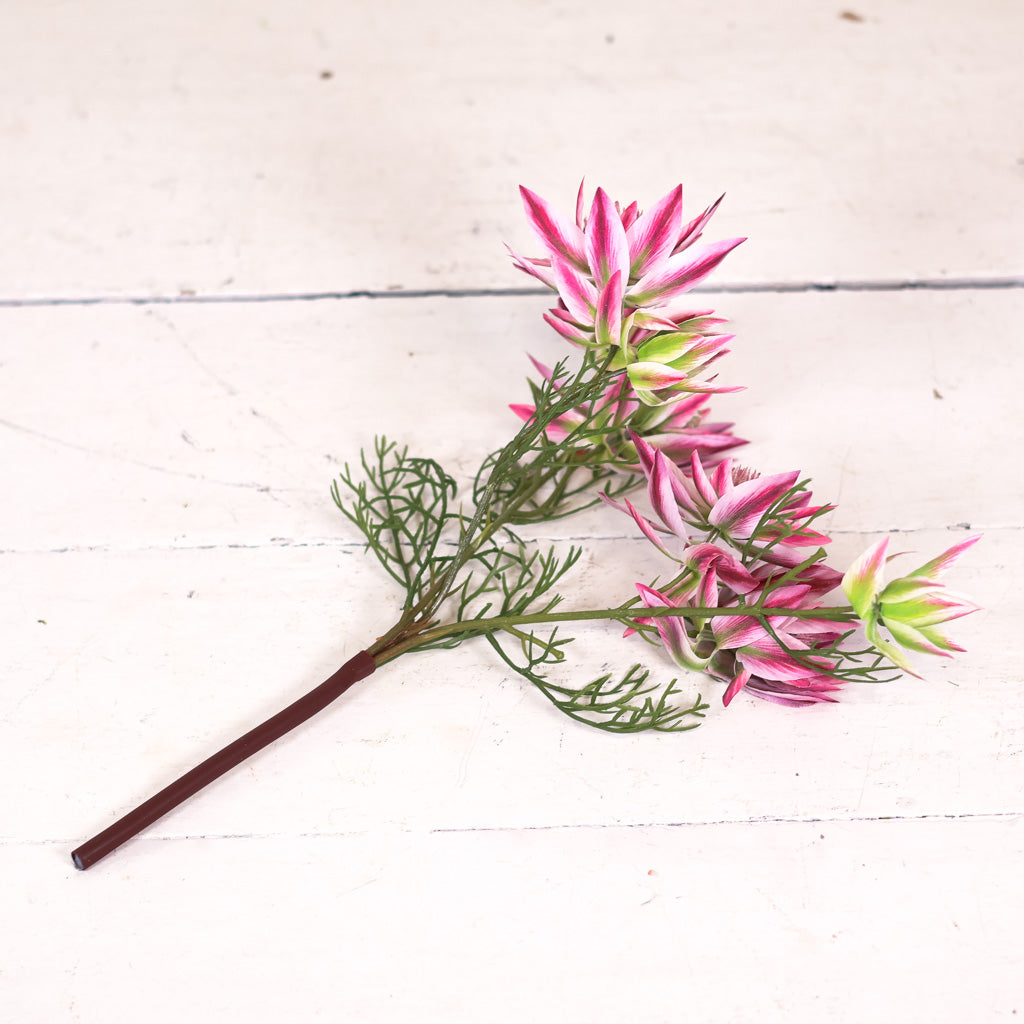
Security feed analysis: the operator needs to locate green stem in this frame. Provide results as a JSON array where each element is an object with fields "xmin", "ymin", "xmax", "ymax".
[
  {"xmin": 360, "ymin": 364, "xmax": 618, "ymax": 661},
  {"xmin": 372, "ymin": 602, "xmax": 858, "ymax": 665},
  {"xmin": 398, "ymin": 356, "xmax": 620, "ymax": 633},
  {"xmin": 425, "ymin": 364, "xmax": 608, "ymax": 604}
]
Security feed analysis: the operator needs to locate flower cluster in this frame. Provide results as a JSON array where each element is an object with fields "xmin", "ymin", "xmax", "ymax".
[
  {"xmin": 511, "ymin": 182, "xmax": 981, "ymax": 709},
  {"xmin": 510, "ymin": 183, "xmax": 748, "ymax": 468},
  {"xmin": 607, "ymin": 434, "xmax": 980, "ymax": 707},
  {"xmin": 509, "ymin": 355, "xmax": 746, "ymax": 471},
  {"xmin": 510, "ymin": 182, "xmax": 745, "ymax": 405},
  {"xmin": 841, "ymin": 535, "xmax": 981, "ymax": 676},
  {"xmin": 606, "ymin": 434, "xmax": 849, "ymax": 706}
]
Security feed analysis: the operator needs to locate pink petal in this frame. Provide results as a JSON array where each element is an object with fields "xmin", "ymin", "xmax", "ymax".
[
  {"xmin": 508, "ymin": 404, "xmax": 579, "ymax": 441},
  {"xmin": 594, "ymin": 270, "xmax": 624, "ymax": 349},
  {"xmin": 740, "ymin": 642, "xmax": 833, "ymax": 682},
  {"xmin": 760, "ymin": 583, "xmax": 814, "ymax": 609},
  {"xmin": 688, "ymin": 452, "xmax": 719, "ymax": 509},
  {"xmin": 697, "ymin": 564, "xmax": 719, "ymax": 609},
  {"xmin": 630, "ymin": 310, "xmax": 705, "ymax": 332},
  {"xmin": 636, "ymin": 584, "xmax": 709, "ymax": 671},
  {"xmin": 543, "ymin": 309, "xmax": 594, "ymax": 346},
  {"xmin": 619, "ymin": 200, "xmax": 640, "ymax": 231},
  {"xmin": 525, "ymin": 353, "xmax": 555, "ymax": 382},
  {"xmin": 713, "ymin": 613, "xmax": 765, "ymax": 649},
  {"xmin": 550, "ymin": 256, "xmax": 597, "ymax": 324},
  {"xmin": 519, "ymin": 185, "xmax": 589, "ymax": 271},
  {"xmin": 685, "ymin": 333, "xmax": 735, "ymax": 360},
  {"xmin": 909, "ymin": 534, "xmax": 982, "ymax": 581},
  {"xmin": 708, "ymin": 470, "xmax": 800, "ymax": 537},
  {"xmin": 682, "ymin": 542, "xmax": 760, "ymax": 594},
  {"xmin": 625, "ymin": 362, "xmax": 694, "ymax": 390},
  {"xmin": 627, "ymin": 185, "xmax": 683, "ymax": 279},
  {"xmin": 648, "ymin": 447, "xmax": 695, "ymax": 538},
  {"xmin": 791, "ymin": 563, "xmax": 844, "ymax": 598},
  {"xmin": 628, "ymin": 362, "xmax": 741, "ymax": 395},
  {"xmin": 629, "ymin": 430, "xmax": 659, "ymax": 478},
  {"xmin": 509, "ymin": 403, "xmax": 534, "ymax": 425},
  {"xmin": 630, "ymin": 237, "xmax": 746, "ymax": 307},
  {"xmin": 753, "ymin": 541, "xmax": 826, "ymax": 570},
  {"xmin": 658, "ymin": 391, "xmax": 712, "ymax": 421},
  {"xmin": 722, "ymin": 667, "xmax": 752, "ymax": 707},
  {"xmin": 504, "ymin": 243, "xmax": 558, "ymax": 289},
  {"xmin": 647, "ymin": 430, "xmax": 746, "ymax": 464},
  {"xmin": 744, "ymin": 678, "xmax": 841, "ymax": 706},
  {"xmin": 574, "ymin": 179, "xmax": 586, "ymax": 229},
  {"xmin": 642, "ymin": 298, "xmax": 730, "ymax": 326},
  {"xmin": 741, "ymin": 634, "xmax": 835, "ymax": 675},
  {"xmin": 585, "ymin": 187, "xmax": 631, "ymax": 287},
  {"xmin": 710, "ymin": 459, "xmax": 734, "ymax": 496},
  {"xmin": 610, "ymin": 497, "xmax": 677, "ymax": 559},
  {"xmin": 674, "ymin": 193, "xmax": 725, "ymax": 253}
]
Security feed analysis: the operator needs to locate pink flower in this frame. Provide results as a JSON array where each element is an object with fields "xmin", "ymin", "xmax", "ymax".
[
  {"xmin": 607, "ymin": 435, "xmax": 828, "ymax": 568},
  {"xmin": 709, "ymin": 582, "xmax": 846, "ymax": 706},
  {"xmin": 510, "ymin": 183, "xmax": 744, "ymax": 370},
  {"xmin": 636, "ymin": 390, "xmax": 746, "ymax": 466},
  {"xmin": 510, "ymin": 356, "xmax": 745, "ymax": 471},
  {"xmin": 716, "ymin": 657, "xmax": 845, "ymax": 707},
  {"xmin": 635, "ymin": 558, "xmax": 846, "ymax": 708},
  {"xmin": 634, "ymin": 583, "xmax": 711, "ymax": 673},
  {"xmin": 609, "ymin": 434, "xmax": 857, "ymax": 708}
]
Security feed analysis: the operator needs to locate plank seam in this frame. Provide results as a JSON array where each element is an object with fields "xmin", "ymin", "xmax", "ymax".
[
  {"xmin": 1, "ymin": 524, "xmax": 1006, "ymax": 557},
  {"xmin": 11, "ymin": 811, "xmax": 1023, "ymax": 850},
  {"xmin": 1, "ymin": 276, "xmax": 1022, "ymax": 308}
]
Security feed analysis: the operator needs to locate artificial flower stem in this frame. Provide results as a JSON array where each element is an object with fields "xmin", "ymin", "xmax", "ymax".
[
  {"xmin": 371, "ymin": 603, "xmax": 858, "ymax": 665},
  {"xmin": 71, "ymin": 650, "xmax": 377, "ymax": 871}
]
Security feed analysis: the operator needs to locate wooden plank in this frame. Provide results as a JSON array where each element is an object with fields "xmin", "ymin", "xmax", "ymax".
[
  {"xmin": 3, "ymin": 524, "xmax": 1013, "ymax": 845},
  {"xmin": 2, "ymin": 289, "xmax": 1020, "ymax": 554},
  {"xmin": 4, "ymin": 820, "xmax": 1022, "ymax": 1022},
  {"xmin": 1, "ymin": 0, "xmax": 1021, "ymax": 298}
]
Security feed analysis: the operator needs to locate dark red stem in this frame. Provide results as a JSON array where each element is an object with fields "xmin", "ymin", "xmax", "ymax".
[{"xmin": 71, "ymin": 649, "xmax": 377, "ymax": 870}]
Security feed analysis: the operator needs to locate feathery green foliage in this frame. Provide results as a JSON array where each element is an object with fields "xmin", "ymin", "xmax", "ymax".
[{"xmin": 331, "ymin": 354, "xmax": 711, "ymax": 732}]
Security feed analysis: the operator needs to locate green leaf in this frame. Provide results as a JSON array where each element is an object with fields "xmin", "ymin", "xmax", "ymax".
[{"xmin": 484, "ymin": 628, "xmax": 708, "ymax": 733}]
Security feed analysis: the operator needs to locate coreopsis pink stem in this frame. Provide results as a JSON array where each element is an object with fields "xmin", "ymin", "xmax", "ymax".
[{"xmin": 71, "ymin": 650, "xmax": 376, "ymax": 870}]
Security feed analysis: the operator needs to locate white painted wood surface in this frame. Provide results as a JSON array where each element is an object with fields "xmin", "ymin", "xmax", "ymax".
[
  {"xmin": 1, "ymin": 0, "xmax": 1022, "ymax": 298},
  {"xmin": 2, "ymin": 2, "xmax": 1021, "ymax": 1021}
]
